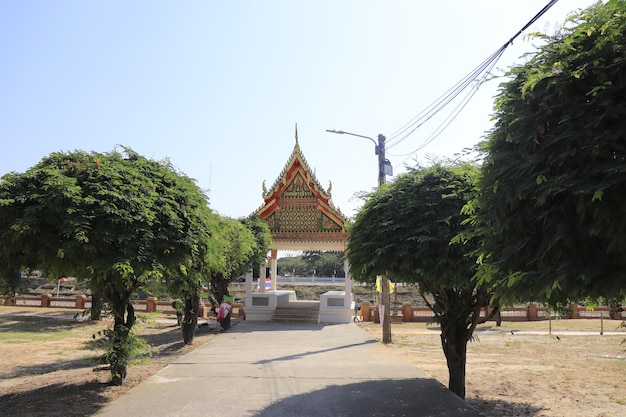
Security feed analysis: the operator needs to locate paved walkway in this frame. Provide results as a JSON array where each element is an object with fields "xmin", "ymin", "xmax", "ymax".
[{"xmin": 95, "ymin": 321, "xmax": 480, "ymax": 417}]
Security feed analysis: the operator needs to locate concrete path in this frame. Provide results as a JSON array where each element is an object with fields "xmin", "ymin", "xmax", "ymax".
[{"xmin": 95, "ymin": 321, "xmax": 480, "ymax": 417}]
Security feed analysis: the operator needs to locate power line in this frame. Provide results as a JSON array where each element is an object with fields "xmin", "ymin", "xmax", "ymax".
[
  {"xmin": 387, "ymin": 45, "xmax": 507, "ymax": 153},
  {"xmin": 386, "ymin": 0, "xmax": 560, "ymax": 155},
  {"xmin": 389, "ymin": 45, "xmax": 505, "ymax": 165}
]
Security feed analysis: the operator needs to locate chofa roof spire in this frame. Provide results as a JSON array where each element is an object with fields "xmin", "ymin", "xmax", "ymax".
[{"xmin": 294, "ymin": 123, "xmax": 300, "ymax": 152}]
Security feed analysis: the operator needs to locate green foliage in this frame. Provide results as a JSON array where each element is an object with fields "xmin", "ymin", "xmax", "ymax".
[
  {"xmin": 475, "ymin": 1, "xmax": 626, "ymax": 305},
  {"xmin": 171, "ymin": 299, "xmax": 184, "ymax": 324},
  {"xmin": 0, "ymin": 271, "xmax": 26, "ymax": 296},
  {"xmin": 277, "ymin": 256, "xmax": 308, "ymax": 276},
  {"xmin": 240, "ymin": 214, "xmax": 272, "ymax": 280},
  {"xmin": 277, "ymin": 251, "xmax": 345, "ymax": 277},
  {"xmin": 347, "ymin": 162, "xmax": 488, "ymax": 399},
  {"xmin": 91, "ymin": 321, "xmax": 155, "ymax": 374},
  {"xmin": 312, "ymin": 252, "xmax": 345, "ymax": 277},
  {"xmin": 240, "ymin": 215, "xmax": 272, "ymax": 271},
  {"xmin": 0, "ymin": 147, "xmax": 213, "ymax": 287},
  {"xmin": 0, "ymin": 146, "xmax": 214, "ymax": 383},
  {"xmin": 202, "ymin": 215, "xmax": 258, "ymax": 305},
  {"xmin": 207, "ymin": 216, "xmax": 257, "ymax": 280},
  {"xmin": 348, "ymin": 163, "xmax": 480, "ymax": 289},
  {"xmin": 347, "ymin": 162, "xmax": 487, "ymax": 319}
]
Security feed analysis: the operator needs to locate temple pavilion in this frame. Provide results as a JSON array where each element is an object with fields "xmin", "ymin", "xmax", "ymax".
[{"xmin": 242, "ymin": 127, "xmax": 355, "ymax": 323}]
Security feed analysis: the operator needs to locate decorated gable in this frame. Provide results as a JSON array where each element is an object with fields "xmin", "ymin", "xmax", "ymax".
[
  {"xmin": 255, "ymin": 129, "xmax": 348, "ymax": 250},
  {"xmin": 283, "ymin": 171, "xmax": 314, "ymax": 199}
]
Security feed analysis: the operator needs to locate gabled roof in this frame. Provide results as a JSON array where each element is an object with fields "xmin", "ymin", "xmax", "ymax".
[{"xmin": 255, "ymin": 127, "xmax": 348, "ymax": 251}]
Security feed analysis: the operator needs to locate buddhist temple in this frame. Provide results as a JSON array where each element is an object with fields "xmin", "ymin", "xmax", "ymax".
[{"xmin": 243, "ymin": 126, "xmax": 354, "ymax": 323}]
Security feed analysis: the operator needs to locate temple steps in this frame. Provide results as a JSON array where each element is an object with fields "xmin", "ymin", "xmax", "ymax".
[{"xmin": 270, "ymin": 301, "xmax": 320, "ymax": 324}]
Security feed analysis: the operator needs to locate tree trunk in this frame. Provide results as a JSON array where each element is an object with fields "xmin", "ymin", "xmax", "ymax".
[
  {"xmin": 109, "ymin": 301, "xmax": 132, "ymax": 386},
  {"xmin": 90, "ymin": 293, "xmax": 103, "ymax": 321},
  {"xmin": 105, "ymin": 279, "xmax": 135, "ymax": 386},
  {"xmin": 440, "ymin": 324, "xmax": 468, "ymax": 399},
  {"xmin": 181, "ymin": 294, "xmax": 199, "ymax": 345},
  {"xmin": 210, "ymin": 275, "xmax": 229, "ymax": 307}
]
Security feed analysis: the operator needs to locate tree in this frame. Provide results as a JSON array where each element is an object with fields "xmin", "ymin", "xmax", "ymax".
[
  {"xmin": 0, "ymin": 271, "xmax": 25, "ymax": 298},
  {"xmin": 314, "ymin": 252, "xmax": 345, "ymax": 277},
  {"xmin": 347, "ymin": 163, "xmax": 488, "ymax": 399},
  {"xmin": 169, "ymin": 213, "xmax": 247, "ymax": 340},
  {"xmin": 240, "ymin": 214, "xmax": 272, "ymax": 281},
  {"xmin": 167, "ymin": 210, "xmax": 217, "ymax": 345},
  {"xmin": 277, "ymin": 252, "xmax": 345, "ymax": 277},
  {"xmin": 475, "ymin": 1, "xmax": 626, "ymax": 306},
  {"xmin": 204, "ymin": 216, "xmax": 257, "ymax": 311},
  {"xmin": 277, "ymin": 256, "xmax": 308, "ymax": 277},
  {"xmin": 0, "ymin": 147, "xmax": 213, "ymax": 385}
]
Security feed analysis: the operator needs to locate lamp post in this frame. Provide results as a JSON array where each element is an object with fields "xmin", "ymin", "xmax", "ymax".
[{"xmin": 326, "ymin": 129, "xmax": 392, "ymax": 343}]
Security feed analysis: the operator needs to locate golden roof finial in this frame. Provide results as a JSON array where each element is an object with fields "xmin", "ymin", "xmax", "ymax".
[{"xmin": 294, "ymin": 123, "xmax": 300, "ymax": 153}]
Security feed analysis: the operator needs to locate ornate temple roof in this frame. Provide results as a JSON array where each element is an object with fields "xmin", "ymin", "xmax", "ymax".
[{"xmin": 255, "ymin": 126, "xmax": 348, "ymax": 251}]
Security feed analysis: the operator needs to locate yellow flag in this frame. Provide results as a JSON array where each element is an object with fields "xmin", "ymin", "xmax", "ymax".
[{"xmin": 376, "ymin": 276, "xmax": 395, "ymax": 293}]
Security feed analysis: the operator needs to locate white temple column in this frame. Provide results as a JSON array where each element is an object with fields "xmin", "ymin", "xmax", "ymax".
[
  {"xmin": 259, "ymin": 259, "xmax": 266, "ymax": 293},
  {"xmin": 270, "ymin": 249, "xmax": 278, "ymax": 291},
  {"xmin": 344, "ymin": 259, "xmax": 353, "ymax": 302}
]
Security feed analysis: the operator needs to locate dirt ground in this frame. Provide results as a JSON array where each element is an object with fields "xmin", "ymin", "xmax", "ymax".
[
  {"xmin": 2, "ymin": 307, "xmax": 626, "ymax": 417},
  {"xmin": 360, "ymin": 320, "xmax": 626, "ymax": 417},
  {"xmin": 0, "ymin": 307, "xmax": 219, "ymax": 417}
]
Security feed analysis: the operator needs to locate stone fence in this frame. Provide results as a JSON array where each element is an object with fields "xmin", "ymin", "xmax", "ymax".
[
  {"xmin": 0, "ymin": 294, "xmax": 245, "ymax": 319},
  {"xmin": 358, "ymin": 301, "xmax": 626, "ymax": 323},
  {"xmin": 3, "ymin": 294, "xmax": 622, "ymax": 324}
]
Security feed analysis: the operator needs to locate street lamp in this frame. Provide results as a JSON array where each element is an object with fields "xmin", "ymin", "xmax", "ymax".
[
  {"xmin": 326, "ymin": 129, "xmax": 392, "ymax": 343},
  {"xmin": 325, "ymin": 130, "xmax": 392, "ymax": 185}
]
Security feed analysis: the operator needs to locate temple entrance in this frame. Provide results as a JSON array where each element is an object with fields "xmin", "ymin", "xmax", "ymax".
[{"xmin": 243, "ymin": 128, "xmax": 354, "ymax": 323}]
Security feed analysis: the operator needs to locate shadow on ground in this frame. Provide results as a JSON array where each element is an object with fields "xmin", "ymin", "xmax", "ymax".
[
  {"xmin": 0, "ymin": 382, "xmax": 112, "ymax": 417},
  {"xmin": 0, "ymin": 311, "xmax": 97, "ymax": 333},
  {"xmin": 5, "ymin": 357, "xmax": 97, "ymax": 379},
  {"xmin": 253, "ymin": 379, "xmax": 484, "ymax": 417},
  {"xmin": 468, "ymin": 397, "xmax": 544, "ymax": 416}
]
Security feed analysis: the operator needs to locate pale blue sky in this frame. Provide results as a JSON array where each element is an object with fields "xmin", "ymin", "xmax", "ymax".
[{"xmin": 1, "ymin": 1, "xmax": 597, "ymax": 219}]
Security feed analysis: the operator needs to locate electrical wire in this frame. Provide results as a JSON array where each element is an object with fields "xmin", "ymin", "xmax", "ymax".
[
  {"xmin": 391, "ymin": 49, "xmax": 503, "ymax": 166},
  {"xmin": 387, "ymin": 44, "xmax": 507, "ymax": 151},
  {"xmin": 386, "ymin": 0, "xmax": 559, "ymax": 154}
]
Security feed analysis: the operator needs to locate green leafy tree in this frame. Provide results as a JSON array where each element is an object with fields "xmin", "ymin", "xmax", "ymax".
[
  {"xmin": 315, "ymin": 252, "xmax": 345, "ymax": 277},
  {"xmin": 302, "ymin": 251, "xmax": 322, "ymax": 275},
  {"xmin": 277, "ymin": 256, "xmax": 308, "ymax": 277},
  {"xmin": 475, "ymin": 1, "xmax": 626, "ymax": 306},
  {"xmin": 243, "ymin": 216, "xmax": 272, "ymax": 269},
  {"xmin": 277, "ymin": 252, "xmax": 345, "ymax": 277},
  {"xmin": 240, "ymin": 214, "xmax": 272, "ymax": 281},
  {"xmin": 167, "ymin": 209, "xmax": 216, "ymax": 345},
  {"xmin": 0, "ymin": 147, "xmax": 213, "ymax": 385},
  {"xmin": 347, "ymin": 163, "xmax": 488, "ymax": 399},
  {"xmin": 0, "ymin": 271, "xmax": 25, "ymax": 298},
  {"xmin": 204, "ymin": 216, "xmax": 256, "ymax": 308}
]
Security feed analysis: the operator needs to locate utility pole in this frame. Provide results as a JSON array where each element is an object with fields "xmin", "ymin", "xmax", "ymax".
[
  {"xmin": 377, "ymin": 134, "xmax": 386, "ymax": 187},
  {"xmin": 326, "ymin": 129, "xmax": 392, "ymax": 343},
  {"xmin": 376, "ymin": 134, "xmax": 391, "ymax": 344}
]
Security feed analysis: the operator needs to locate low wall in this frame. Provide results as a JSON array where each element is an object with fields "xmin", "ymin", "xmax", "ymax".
[
  {"xmin": 319, "ymin": 290, "xmax": 354, "ymax": 324},
  {"xmin": 0, "ymin": 295, "xmax": 244, "ymax": 319},
  {"xmin": 3, "ymin": 294, "xmax": 620, "ymax": 324},
  {"xmin": 0, "ymin": 294, "xmax": 92, "ymax": 309},
  {"xmin": 358, "ymin": 301, "xmax": 625, "ymax": 323}
]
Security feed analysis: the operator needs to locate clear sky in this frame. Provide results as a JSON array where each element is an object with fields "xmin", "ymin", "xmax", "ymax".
[{"xmin": 1, "ymin": 1, "xmax": 598, "ymax": 219}]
